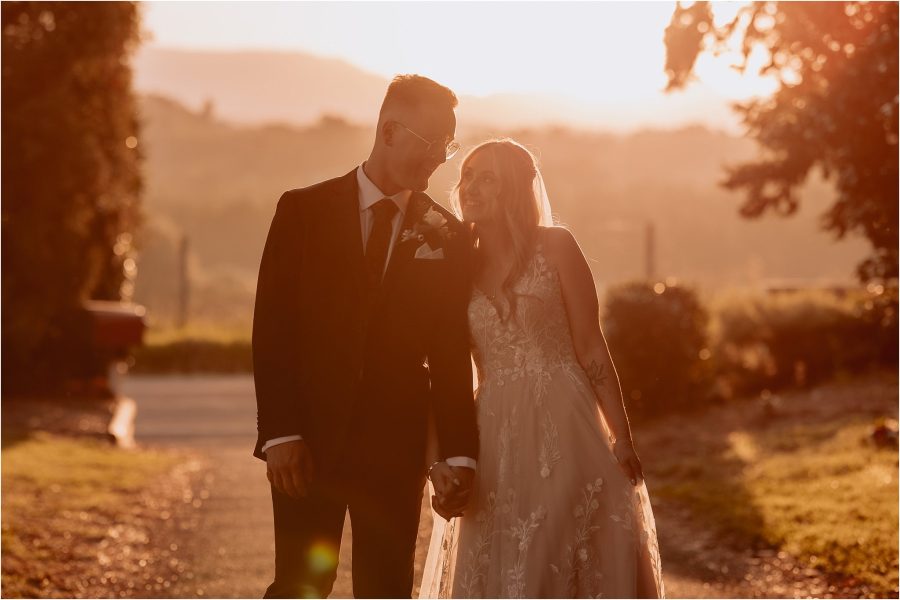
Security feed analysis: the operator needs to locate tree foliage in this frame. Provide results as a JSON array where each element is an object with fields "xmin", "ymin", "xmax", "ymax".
[
  {"xmin": 665, "ymin": 1, "xmax": 898, "ymax": 282},
  {"xmin": 2, "ymin": 2, "xmax": 142, "ymax": 394}
]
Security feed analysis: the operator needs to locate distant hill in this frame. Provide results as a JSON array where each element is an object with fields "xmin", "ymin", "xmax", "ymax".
[
  {"xmin": 134, "ymin": 94, "xmax": 869, "ymax": 326},
  {"xmin": 134, "ymin": 48, "xmax": 387, "ymax": 126},
  {"xmin": 133, "ymin": 47, "xmax": 738, "ymax": 133}
]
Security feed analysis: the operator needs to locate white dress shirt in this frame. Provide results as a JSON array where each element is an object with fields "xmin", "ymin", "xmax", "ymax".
[{"xmin": 262, "ymin": 165, "xmax": 476, "ymax": 470}]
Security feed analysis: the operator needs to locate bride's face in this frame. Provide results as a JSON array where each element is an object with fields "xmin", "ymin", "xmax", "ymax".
[{"xmin": 459, "ymin": 150, "xmax": 502, "ymax": 224}]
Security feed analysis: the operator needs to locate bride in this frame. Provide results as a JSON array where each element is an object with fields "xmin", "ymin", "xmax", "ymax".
[{"xmin": 420, "ymin": 139, "xmax": 665, "ymax": 598}]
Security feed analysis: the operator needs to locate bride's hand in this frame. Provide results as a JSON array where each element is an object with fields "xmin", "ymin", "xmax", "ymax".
[
  {"xmin": 613, "ymin": 440, "xmax": 644, "ymax": 486},
  {"xmin": 429, "ymin": 461, "xmax": 466, "ymax": 520},
  {"xmin": 431, "ymin": 493, "xmax": 458, "ymax": 522}
]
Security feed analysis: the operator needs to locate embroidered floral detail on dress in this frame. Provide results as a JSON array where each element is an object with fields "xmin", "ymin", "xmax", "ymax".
[
  {"xmin": 609, "ymin": 486, "xmax": 638, "ymax": 538},
  {"xmin": 459, "ymin": 491, "xmax": 498, "ymax": 597},
  {"xmin": 539, "ymin": 412, "xmax": 562, "ymax": 478},
  {"xmin": 467, "ymin": 244, "xmax": 578, "ymax": 393},
  {"xmin": 427, "ymin": 241, "xmax": 667, "ymax": 600},
  {"xmin": 497, "ymin": 405, "xmax": 519, "ymax": 487},
  {"xmin": 437, "ymin": 518, "xmax": 458, "ymax": 599},
  {"xmin": 563, "ymin": 477, "xmax": 606, "ymax": 597},
  {"xmin": 505, "ymin": 505, "xmax": 547, "ymax": 598}
]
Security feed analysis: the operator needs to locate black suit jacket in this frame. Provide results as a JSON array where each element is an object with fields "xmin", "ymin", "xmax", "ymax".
[{"xmin": 252, "ymin": 168, "xmax": 479, "ymax": 481}]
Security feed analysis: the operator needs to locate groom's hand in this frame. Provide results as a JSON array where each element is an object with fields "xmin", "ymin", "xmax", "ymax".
[
  {"xmin": 429, "ymin": 463, "xmax": 471, "ymax": 519},
  {"xmin": 433, "ymin": 466, "xmax": 474, "ymax": 516},
  {"xmin": 266, "ymin": 440, "xmax": 314, "ymax": 499}
]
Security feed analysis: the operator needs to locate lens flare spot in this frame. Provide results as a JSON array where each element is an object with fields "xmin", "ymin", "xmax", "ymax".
[{"xmin": 307, "ymin": 541, "xmax": 338, "ymax": 575}]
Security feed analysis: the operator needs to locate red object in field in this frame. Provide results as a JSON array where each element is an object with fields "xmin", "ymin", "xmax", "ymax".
[{"xmin": 82, "ymin": 300, "xmax": 147, "ymax": 353}]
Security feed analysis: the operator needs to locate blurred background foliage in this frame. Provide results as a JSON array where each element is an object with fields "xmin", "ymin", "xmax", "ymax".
[
  {"xmin": 2, "ymin": 1, "xmax": 896, "ymax": 411},
  {"xmin": 665, "ymin": 1, "xmax": 899, "ymax": 282},
  {"xmin": 602, "ymin": 282, "xmax": 896, "ymax": 421},
  {"xmin": 2, "ymin": 2, "xmax": 142, "ymax": 395}
]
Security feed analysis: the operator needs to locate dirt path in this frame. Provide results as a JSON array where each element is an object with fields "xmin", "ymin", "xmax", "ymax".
[
  {"xmin": 652, "ymin": 497, "xmax": 857, "ymax": 599},
  {"xmin": 123, "ymin": 374, "xmax": 866, "ymax": 599},
  {"xmin": 122, "ymin": 370, "xmax": 431, "ymax": 599}
]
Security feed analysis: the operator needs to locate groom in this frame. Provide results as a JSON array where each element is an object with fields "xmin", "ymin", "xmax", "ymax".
[{"xmin": 252, "ymin": 74, "xmax": 479, "ymax": 598}]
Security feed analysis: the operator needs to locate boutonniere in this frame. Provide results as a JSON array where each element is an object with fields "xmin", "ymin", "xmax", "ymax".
[{"xmin": 399, "ymin": 204, "xmax": 456, "ymax": 248}]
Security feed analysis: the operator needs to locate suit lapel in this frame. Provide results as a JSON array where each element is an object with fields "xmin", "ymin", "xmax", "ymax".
[{"xmin": 333, "ymin": 169, "xmax": 367, "ymax": 292}]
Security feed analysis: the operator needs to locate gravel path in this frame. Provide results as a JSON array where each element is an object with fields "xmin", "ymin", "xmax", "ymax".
[{"xmin": 122, "ymin": 374, "xmax": 860, "ymax": 599}]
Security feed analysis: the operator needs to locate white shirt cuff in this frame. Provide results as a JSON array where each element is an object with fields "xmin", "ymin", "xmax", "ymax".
[
  {"xmin": 261, "ymin": 435, "xmax": 302, "ymax": 455},
  {"xmin": 445, "ymin": 456, "xmax": 477, "ymax": 469}
]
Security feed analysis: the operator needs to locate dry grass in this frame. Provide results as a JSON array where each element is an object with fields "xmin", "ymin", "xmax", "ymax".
[
  {"xmin": 639, "ymin": 371, "xmax": 899, "ymax": 596},
  {"xmin": 1, "ymin": 433, "xmax": 201, "ymax": 598}
]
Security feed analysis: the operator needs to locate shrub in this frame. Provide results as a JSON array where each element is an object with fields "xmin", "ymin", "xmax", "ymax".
[{"xmin": 602, "ymin": 281, "xmax": 712, "ymax": 419}]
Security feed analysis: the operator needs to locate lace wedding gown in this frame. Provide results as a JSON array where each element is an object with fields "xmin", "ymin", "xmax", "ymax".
[{"xmin": 420, "ymin": 243, "xmax": 665, "ymax": 599}]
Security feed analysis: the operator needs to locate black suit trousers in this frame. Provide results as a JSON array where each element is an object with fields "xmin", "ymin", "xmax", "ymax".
[{"xmin": 263, "ymin": 461, "xmax": 425, "ymax": 599}]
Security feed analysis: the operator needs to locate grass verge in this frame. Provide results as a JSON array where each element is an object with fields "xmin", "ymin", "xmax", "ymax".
[
  {"xmin": 745, "ymin": 420, "xmax": 898, "ymax": 592},
  {"xmin": 1, "ymin": 432, "xmax": 185, "ymax": 597},
  {"xmin": 641, "ymin": 372, "xmax": 899, "ymax": 595}
]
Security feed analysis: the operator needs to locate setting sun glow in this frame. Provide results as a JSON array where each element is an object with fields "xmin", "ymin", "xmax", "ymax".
[{"xmin": 140, "ymin": 1, "xmax": 778, "ymax": 132}]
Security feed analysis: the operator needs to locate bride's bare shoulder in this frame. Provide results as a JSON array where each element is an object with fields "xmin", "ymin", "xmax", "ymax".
[{"xmin": 538, "ymin": 226, "xmax": 585, "ymax": 267}]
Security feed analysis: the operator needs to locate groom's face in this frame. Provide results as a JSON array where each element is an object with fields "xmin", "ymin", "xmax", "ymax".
[{"xmin": 388, "ymin": 105, "xmax": 456, "ymax": 192}]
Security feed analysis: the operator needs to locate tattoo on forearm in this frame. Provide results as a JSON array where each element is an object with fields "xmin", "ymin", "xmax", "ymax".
[{"xmin": 586, "ymin": 359, "xmax": 608, "ymax": 389}]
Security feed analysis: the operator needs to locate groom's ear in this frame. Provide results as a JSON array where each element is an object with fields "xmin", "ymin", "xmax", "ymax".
[{"xmin": 381, "ymin": 120, "xmax": 395, "ymax": 147}]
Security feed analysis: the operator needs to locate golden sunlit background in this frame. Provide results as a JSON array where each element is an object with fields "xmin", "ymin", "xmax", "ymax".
[
  {"xmin": 126, "ymin": 1, "xmax": 876, "ymax": 333},
  {"xmin": 137, "ymin": 1, "xmax": 777, "ymax": 131},
  {"xmin": 2, "ymin": 2, "xmax": 897, "ymax": 598}
]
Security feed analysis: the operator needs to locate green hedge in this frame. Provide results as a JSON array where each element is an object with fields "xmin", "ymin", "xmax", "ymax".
[
  {"xmin": 129, "ymin": 287, "xmax": 897, "ymax": 419},
  {"xmin": 712, "ymin": 287, "xmax": 898, "ymax": 396},
  {"xmin": 601, "ymin": 281, "xmax": 712, "ymax": 418},
  {"xmin": 130, "ymin": 339, "xmax": 252, "ymax": 374}
]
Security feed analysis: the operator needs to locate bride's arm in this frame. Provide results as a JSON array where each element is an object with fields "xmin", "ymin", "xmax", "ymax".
[{"xmin": 542, "ymin": 227, "xmax": 637, "ymax": 451}]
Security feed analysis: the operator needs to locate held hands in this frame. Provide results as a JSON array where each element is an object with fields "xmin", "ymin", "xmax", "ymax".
[
  {"xmin": 613, "ymin": 439, "xmax": 644, "ymax": 486},
  {"xmin": 266, "ymin": 440, "xmax": 314, "ymax": 499},
  {"xmin": 429, "ymin": 462, "xmax": 474, "ymax": 521}
]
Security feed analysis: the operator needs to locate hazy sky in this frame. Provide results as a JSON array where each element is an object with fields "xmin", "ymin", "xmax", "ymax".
[{"xmin": 141, "ymin": 1, "xmax": 777, "ymax": 111}]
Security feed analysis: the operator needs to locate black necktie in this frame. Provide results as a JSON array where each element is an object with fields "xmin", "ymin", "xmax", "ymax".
[{"xmin": 365, "ymin": 198, "xmax": 398, "ymax": 288}]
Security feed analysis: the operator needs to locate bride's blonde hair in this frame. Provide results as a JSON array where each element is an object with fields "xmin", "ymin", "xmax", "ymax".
[{"xmin": 450, "ymin": 138, "xmax": 544, "ymax": 321}]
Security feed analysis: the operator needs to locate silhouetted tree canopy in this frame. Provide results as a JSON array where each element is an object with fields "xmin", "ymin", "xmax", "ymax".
[
  {"xmin": 665, "ymin": 1, "xmax": 898, "ymax": 282},
  {"xmin": 2, "ymin": 2, "xmax": 142, "ymax": 394}
]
